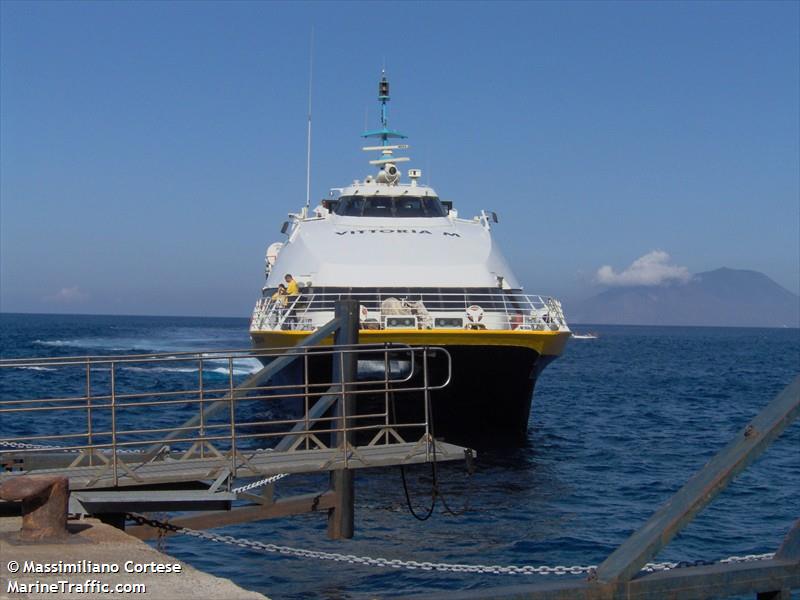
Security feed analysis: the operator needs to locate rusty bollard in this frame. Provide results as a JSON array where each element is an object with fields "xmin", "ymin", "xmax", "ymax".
[{"xmin": 0, "ymin": 475, "xmax": 69, "ymax": 542}]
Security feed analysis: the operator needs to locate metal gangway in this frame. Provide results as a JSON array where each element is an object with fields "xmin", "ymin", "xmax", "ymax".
[{"xmin": 0, "ymin": 301, "xmax": 471, "ymax": 539}]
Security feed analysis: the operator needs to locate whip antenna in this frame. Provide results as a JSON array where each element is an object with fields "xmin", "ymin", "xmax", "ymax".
[{"xmin": 305, "ymin": 27, "xmax": 314, "ymax": 210}]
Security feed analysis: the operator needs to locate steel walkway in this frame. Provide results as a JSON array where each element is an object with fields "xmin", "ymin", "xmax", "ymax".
[
  {"xmin": 0, "ymin": 301, "xmax": 472, "ymax": 538},
  {"xmin": 1, "ymin": 440, "xmax": 467, "ymax": 491}
]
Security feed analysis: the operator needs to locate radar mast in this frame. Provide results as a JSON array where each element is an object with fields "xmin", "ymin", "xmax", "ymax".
[{"xmin": 362, "ymin": 71, "xmax": 410, "ymax": 185}]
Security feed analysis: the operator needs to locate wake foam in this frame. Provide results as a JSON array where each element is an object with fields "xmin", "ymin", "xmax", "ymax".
[
  {"xmin": 121, "ymin": 358, "xmax": 262, "ymax": 377},
  {"xmin": 33, "ymin": 338, "xmax": 145, "ymax": 352},
  {"xmin": 33, "ymin": 339, "xmax": 83, "ymax": 347}
]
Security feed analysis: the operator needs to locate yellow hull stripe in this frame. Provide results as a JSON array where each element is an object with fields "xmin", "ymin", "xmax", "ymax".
[{"xmin": 250, "ymin": 328, "xmax": 570, "ymax": 357}]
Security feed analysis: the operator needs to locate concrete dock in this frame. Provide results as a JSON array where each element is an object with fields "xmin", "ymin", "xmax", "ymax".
[{"xmin": 0, "ymin": 517, "xmax": 268, "ymax": 600}]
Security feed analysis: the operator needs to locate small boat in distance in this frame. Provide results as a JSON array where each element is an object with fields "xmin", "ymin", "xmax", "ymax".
[{"xmin": 249, "ymin": 73, "xmax": 571, "ymax": 444}]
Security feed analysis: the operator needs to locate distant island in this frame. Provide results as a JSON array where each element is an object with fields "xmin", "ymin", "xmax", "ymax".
[{"xmin": 568, "ymin": 268, "xmax": 800, "ymax": 328}]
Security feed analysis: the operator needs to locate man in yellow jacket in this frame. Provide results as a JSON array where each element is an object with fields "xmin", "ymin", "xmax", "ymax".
[
  {"xmin": 282, "ymin": 274, "xmax": 300, "ymax": 329},
  {"xmin": 284, "ymin": 274, "xmax": 299, "ymax": 296}
]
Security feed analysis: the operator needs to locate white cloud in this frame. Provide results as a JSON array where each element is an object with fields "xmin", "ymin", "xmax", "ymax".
[
  {"xmin": 596, "ymin": 251, "xmax": 691, "ymax": 287},
  {"xmin": 46, "ymin": 286, "xmax": 89, "ymax": 303}
]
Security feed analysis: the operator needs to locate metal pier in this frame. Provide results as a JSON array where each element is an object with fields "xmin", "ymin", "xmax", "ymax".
[{"xmin": 0, "ymin": 300, "xmax": 471, "ymax": 539}]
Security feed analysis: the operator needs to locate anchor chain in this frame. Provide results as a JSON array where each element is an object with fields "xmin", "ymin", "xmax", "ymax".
[
  {"xmin": 125, "ymin": 513, "xmax": 775, "ymax": 577},
  {"xmin": 640, "ymin": 553, "xmax": 775, "ymax": 572}
]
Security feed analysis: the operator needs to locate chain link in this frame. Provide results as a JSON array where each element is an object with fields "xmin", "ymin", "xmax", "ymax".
[
  {"xmin": 232, "ymin": 473, "xmax": 288, "ymax": 494},
  {"xmin": 719, "ymin": 553, "xmax": 775, "ymax": 564},
  {"xmin": 126, "ymin": 512, "xmax": 775, "ymax": 577},
  {"xmin": 127, "ymin": 513, "xmax": 183, "ymax": 532},
  {"xmin": 180, "ymin": 527, "xmax": 598, "ymax": 575},
  {"xmin": 0, "ymin": 440, "xmax": 52, "ymax": 449},
  {"xmin": 639, "ymin": 553, "xmax": 774, "ymax": 573},
  {"xmin": 1, "ymin": 440, "xmax": 160, "ymax": 455}
]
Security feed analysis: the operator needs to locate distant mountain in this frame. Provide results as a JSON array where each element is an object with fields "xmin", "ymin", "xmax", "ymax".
[{"xmin": 568, "ymin": 268, "xmax": 799, "ymax": 327}]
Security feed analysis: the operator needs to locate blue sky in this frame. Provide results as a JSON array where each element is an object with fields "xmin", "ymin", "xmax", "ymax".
[{"xmin": 1, "ymin": 1, "xmax": 798, "ymax": 317}]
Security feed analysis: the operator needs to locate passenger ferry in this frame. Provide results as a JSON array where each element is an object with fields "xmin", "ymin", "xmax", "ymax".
[{"xmin": 249, "ymin": 74, "xmax": 570, "ymax": 443}]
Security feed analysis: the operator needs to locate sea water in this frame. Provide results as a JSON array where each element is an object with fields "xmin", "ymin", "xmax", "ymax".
[{"xmin": 1, "ymin": 314, "xmax": 798, "ymax": 599}]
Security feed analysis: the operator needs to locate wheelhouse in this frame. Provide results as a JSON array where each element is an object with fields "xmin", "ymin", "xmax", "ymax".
[{"xmin": 332, "ymin": 195, "xmax": 447, "ymax": 218}]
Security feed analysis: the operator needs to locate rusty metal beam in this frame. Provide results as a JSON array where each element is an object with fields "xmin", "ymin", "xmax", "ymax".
[
  {"xmin": 596, "ymin": 375, "xmax": 800, "ymax": 584},
  {"xmin": 125, "ymin": 491, "xmax": 336, "ymax": 540},
  {"xmin": 328, "ymin": 300, "xmax": 359, "ymax": 540}
]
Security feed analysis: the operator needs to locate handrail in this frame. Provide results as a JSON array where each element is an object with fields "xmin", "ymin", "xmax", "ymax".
[
  {"xmin": 148, "ymin": 315, "xmax": 343, "ymax": 452},
  {"xmin": 276, "ymin": 293, "xmax": 304, "ymax": 329},
  {"xmin": 250, "ymin": 291, "xmax": 569, "ymax": 333},
  {"xmin": 1, "ymin": 340, "xmax": 453, "ymax": 489}
]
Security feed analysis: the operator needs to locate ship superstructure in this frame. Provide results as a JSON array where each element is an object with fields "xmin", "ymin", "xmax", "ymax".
[{"xmin": 250, "ymin": 74, "xmax": 570, "ymax": 442}]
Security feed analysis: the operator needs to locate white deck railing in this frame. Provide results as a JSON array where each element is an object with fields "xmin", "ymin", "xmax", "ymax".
[{"xmin": 250, "ymin": 292, "xmax": 569, "ymax": 333}]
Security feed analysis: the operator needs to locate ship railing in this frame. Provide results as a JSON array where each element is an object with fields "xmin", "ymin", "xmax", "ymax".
[
  {"xmin": 0, "ymin": 342, "xmax": 452, "ymax": 488},
  {"xmin": 251, "ymin": 293, "xmax": 311, "ymax": 331},
  {"xmin": 250, "ymin": 292, "xmax": 569, "ymax": 333}
]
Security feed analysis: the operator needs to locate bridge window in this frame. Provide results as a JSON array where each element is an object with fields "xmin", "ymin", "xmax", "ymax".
[
  {"xmin": 334, "ymin": 196, "xmax": 447, "ymax": 218},
  {"xmin": 395, "ymin": 197, "xmax": 425, "ymax": 217},
  {"xmin": 363, "ymin": 197, "xmax": 393, "ymax": 217}
]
